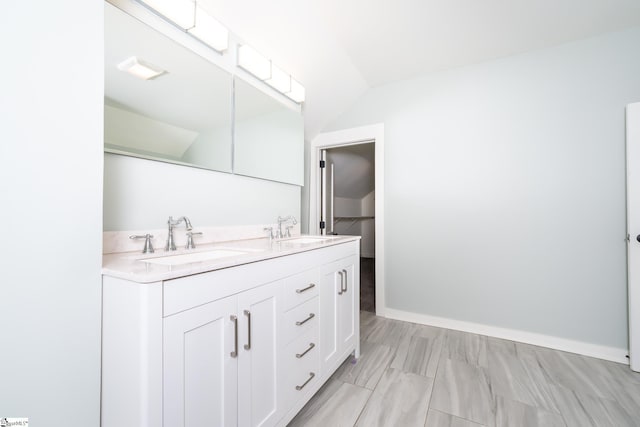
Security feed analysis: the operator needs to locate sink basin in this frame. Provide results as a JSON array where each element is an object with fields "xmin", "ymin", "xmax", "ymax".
[
  {"xmin": 279, "ymin": 236, "xmax": 334, "ymax": 244},
  {"xmin": 139, "ymin": 249, "xmax": 249, "ymax": 266}
]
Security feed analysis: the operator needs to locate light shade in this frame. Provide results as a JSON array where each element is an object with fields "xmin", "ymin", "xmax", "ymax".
[
  {"xmin": 137, "ymin": 0, "xmax": 195, "ymax": 30},
  {"xmin": 237, "ymin": 45, "xmax": 271, "ymax": 81},
  {"xmin": 285, "ymin": 78, "xmax": 305, "ymax": 103},
  {"xmin": 264, "ymin": 64, "xmax": 291, "ymax": 93},
  {"xmin": 117, "ymin": 57, "xmax": 166, "ymax": 80},
  {"xmin": 187, "ymin": 5, "xmax": 229, "ymax": 52}
]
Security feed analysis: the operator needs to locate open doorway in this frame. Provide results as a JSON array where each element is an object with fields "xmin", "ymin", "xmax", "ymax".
[
  {"xmin": 322, "ymin": 144, "xmax": 375, "ymax": 312},
  {"xmin": 310, "ymin": 123, "xmax": 385, "ymax": 317}
]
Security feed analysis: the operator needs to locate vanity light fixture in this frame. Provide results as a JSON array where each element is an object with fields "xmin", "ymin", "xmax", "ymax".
[
  {"xmin": 238, "ymin": 44, "xmax": 306, "ymax": 103},
  {"xmin": 265, "ymin": 64, "xmax": 291, "ymax": 93},
  {"xmin": 237, "ymin": 44, "xmax": 272, "ymax": 81},
  {"xmin": 117, "ymin": 56, "xmax": 166, "ymax": 80},
  {"xmin": 285, "ymin": 78, "xmax": 306, "ymax": 103},
  {"xmin": 187, "ymin": 5, "xmax": 229, "ymax": 52},
  {"xmin": 136, "ymin": 0, "xmax": 195, "ymax": 30}
]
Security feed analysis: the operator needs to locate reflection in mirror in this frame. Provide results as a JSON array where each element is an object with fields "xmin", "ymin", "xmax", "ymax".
[
  {"xmin": 234, "ymin": 77, "xmax": 304, "ymax": 185},
  {"xmin": 104, "ymin": 3, "xmax": 233, "ymax": 173}
]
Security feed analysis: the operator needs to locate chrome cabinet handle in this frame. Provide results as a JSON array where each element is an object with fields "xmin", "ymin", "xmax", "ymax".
[
  {"xmin": 244, "ymin": 310, "xmax": 251, "ymax": 350},
  {"xmin": 295, "ymin": 283, "xmax": 316, "ymax": 294},
  {"xmin": 295, "ymin": 313, "xmax": 315, "ymax": 326},
  {"xmin": 295, "ymin": 372, "xmax": 316, "ymax": 390},
  {"xmin": 295, "ymin": 342, "xmax": 316, "ymax": 358},
  {"xmin": 337, "ymin": 271, "xmax": 344, "ymax": 295},
  {"xmin": 230, "ymin": 315, "xmax": 238, "ymax": 358},
  {"xmin": 342, "ymin": 269, "xmax": 348, "ymax": 293}
]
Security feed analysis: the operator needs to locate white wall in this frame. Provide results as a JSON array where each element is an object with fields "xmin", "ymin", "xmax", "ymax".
[
  {"xmin": 104, "ymin": 154, "xmax": 301, "ymax": 231},
  {"xmin": 0, "ymin": 1, "xmax": 103, "ymax": 425},
  {"xmin": 327, "ymin": 27, "xmax": 640, "ymax": 350}
]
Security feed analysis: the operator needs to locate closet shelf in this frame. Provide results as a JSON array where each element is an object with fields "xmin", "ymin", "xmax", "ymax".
[{"xmin": 334, "ymin": 216, "xmax": 374, "ymax": 221}]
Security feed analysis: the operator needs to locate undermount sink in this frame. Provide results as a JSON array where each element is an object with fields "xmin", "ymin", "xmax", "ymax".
[{"xmin": 139, "ymin": 249, "xmax": 250, "ymax": 266}]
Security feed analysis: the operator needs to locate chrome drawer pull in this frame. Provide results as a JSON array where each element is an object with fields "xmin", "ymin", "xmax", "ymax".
[
  {"xmin": 338, "ymin": 271, "xmax": 344, "ymax": 295},
  {"xmin": 295, "ymin": 372, "xmax": 316, "ymax": 391},
  {"xmin": 295, "ymin": 283, "xmax": 316, "ymax": 294},
  {"xmin": 342, "ymin": 269, "xmax": 348, "ymax": 292},
  {"xmin": 230, "ymin": 315, "xmax": 238, "ymax": 358},
  {"xmin": 295, "ymin": 313, "xmax": 315, "ymax": 326},
  {"xmin": 295, "ymin": 342, "xmax": 316, "ymax": 358}
]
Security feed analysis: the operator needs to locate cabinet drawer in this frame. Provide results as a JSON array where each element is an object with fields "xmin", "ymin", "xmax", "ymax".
[
  {"xmin": 283, "ymin": 268, "xmax": 319, "ymax": 311},
  {"xmin": 283, "ymin": 297, "xmax": 319, "ymax": 344},
  {"xmin": 283, "ymin": 328, "xmax": 320, "ymax": 409}
]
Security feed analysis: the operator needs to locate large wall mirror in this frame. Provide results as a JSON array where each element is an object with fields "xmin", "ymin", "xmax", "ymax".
[
  {"xmin": 234, "ymin": 78, "xmax": 304, "ymax": 185},
  {"xmin": 104, "ymin": 1, "xmax": 304, "ymax": 185},
  {"xmin": 104, "ymin": 3, "xmax": 233, "ymax": 173}
]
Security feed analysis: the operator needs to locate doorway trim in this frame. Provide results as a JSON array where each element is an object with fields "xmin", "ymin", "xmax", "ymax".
[{"xmin": 310, "ymin": 123, "xmax": 386, "ymax": 317}]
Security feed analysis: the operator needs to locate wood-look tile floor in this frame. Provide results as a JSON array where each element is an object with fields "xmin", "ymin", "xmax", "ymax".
[{"xmin": 288, "ymin": 312, "xmax": 640, "ymax": 427}]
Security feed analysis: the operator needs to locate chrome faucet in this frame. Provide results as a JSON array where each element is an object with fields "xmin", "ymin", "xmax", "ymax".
[
  {"xmin": 277, "ymin": 215, "xmax": 297, "ymax": 239},
  {"xmin": 165, "ymin": 216, "xmax": 192, "ymax": 251}
]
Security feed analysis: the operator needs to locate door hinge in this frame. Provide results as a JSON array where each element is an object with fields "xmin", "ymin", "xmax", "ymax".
[
  {"xmin": 320, "ymin": 160, "xmax": 326, "ymax": 168},
  {"xmin": 320, "ymin": 221, "xmax": 326, "ymax": 229}
]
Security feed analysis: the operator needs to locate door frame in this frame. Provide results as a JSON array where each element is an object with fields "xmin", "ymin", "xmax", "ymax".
[
  {"xmin": 310, "ymin": 123, "xmax": 386, "ymax": 317},
  {"xmin": 627, "ymin": 102, "xmax": 640, "ymax": 371}
]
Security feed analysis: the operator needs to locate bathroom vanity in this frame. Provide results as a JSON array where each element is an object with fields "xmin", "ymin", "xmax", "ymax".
[{"xmin": 101, "ymin": 235, "xmax": 360, "ymax": 427}]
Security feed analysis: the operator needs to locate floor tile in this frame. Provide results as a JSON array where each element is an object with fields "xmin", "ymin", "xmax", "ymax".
[
  {"xmin": 425, "ymin": 409, "xmax": 485, "ymax": 427},
  {"xmin": 571, "ymin": 386, "xmax": 637, "ymax": 427},
  {"xmin": 487, "ymin": 336, "xmax": 517, "ymax": 358},
  {"xmin": 488, "ymin": 350, "xmax": 559, "ymax": 413},
  {"xmin": 390, "ymin": 332, "xmax": 443, "ymax": 378},
  {"xmin": 288, "ymin": 380, "xmax": 371, "ymax": 427},
  {"xmin": 336, "ymin": 341, "xmax": 394, "ymax": 389},
  {"xmin": 440, "ymin": 330, "xmax": 488, "ymax": 368},
  {"xmin": 363, "ymin": 318, "xmax": 414, "ymax": 348},
  {"xmin": 430, "ymin": 358, "xmax": 494, "ymax": 426},
  {"xmin": 494, "ymin": 395, "xmax": 565, "ymax": 427},
  {"xmin": 534, "ymin": 347, "xmax": 616, "ymax": 400},
  {"xmin": 291, "ymin": 313, "xmax": 640, "ymax": 427},
  {"xmin": 549, "ymin": 384, "xmax": 594, "ymax": 427},
  {"xmin": 355, "ymin": 368, "xmax": 433, "ymax": 427}
]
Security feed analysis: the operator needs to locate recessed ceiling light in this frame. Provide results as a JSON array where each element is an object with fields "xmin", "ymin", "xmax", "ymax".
[{"xmin": 117, "ymin": 57, "xmax": 166, "ymax": 80}]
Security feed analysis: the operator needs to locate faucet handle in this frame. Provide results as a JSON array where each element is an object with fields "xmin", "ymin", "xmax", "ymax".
[
  {"xmin": 264, "ymin": 227, "xmax": 275, "ymax": 241},
  {"xmin": 285, "ymin": 225, "xmax": 294, "ymax": 238},
  {"xmin": 130, "ymin": 234, "xmax": 154, "ymax": 254},
  {"xmin": 186, "ymin": 231, "xmax": 203, "ymax": 249}
]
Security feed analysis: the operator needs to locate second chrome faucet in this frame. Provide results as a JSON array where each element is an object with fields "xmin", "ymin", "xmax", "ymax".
[{"xmin": 165, "ymin": 216, "xmax": 192, "ymax": 251}]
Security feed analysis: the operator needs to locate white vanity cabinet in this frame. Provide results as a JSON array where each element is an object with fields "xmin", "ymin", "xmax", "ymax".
[
  {"xmin": 102, "ymin": 239, "xmax": 359, "ymax": 427},
  {"xmin": 319, "ymin": 255, "xmax": 360, "ymax": 375},
  {"xmin": 163, "ymin": 280, "xmax": 282, "ymax": 427}
]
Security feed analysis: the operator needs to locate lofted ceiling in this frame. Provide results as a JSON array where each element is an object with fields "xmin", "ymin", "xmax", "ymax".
[{"xmin": 201, "ymin": 0, "xmax": 640, "ymax": 139}]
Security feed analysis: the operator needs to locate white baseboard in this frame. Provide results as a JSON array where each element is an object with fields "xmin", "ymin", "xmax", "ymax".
[{"xmin": 383, "ymin": 308, "xmax": 629, "ymax": 364}]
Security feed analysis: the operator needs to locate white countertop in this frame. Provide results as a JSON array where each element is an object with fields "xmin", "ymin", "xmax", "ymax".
[{"xmin": 102, "ymin": 235, "xmax": 360, "ymax": 283}]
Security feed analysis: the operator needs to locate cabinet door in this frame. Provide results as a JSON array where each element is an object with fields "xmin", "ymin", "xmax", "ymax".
[
  {"xmin": 164, "ymin": 296, "xmax": 238, "ymax": 427},
  {"xmin": 319, "ymin": 262, "xmax": 341, "ymax": 373},
  {"xmin": 237, "ymin": 280, "xmax": 283, "ymax": 427},
  {"xmin": 337, "ymin": 258, "xmax": 358, "ymax": 352},
  {"xmin": 320, "ymin": 256, "xmax": 360, "ymax": 375}
]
